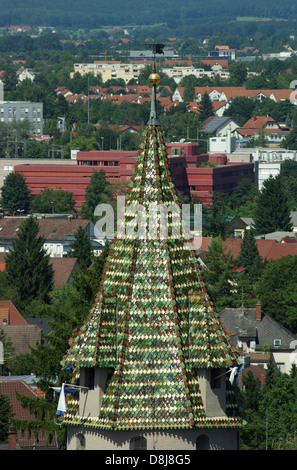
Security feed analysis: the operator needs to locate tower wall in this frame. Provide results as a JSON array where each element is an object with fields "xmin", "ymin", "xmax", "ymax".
[
  {"xmin": 66, "ymin": 426, "xmax": 240, "ymax": 451},
  {"xmin": 196, "ymin": 369, "xmax": 227, "ymax": 417}
]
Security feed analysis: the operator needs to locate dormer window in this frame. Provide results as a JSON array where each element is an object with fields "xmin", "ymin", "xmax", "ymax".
[{"xmin": 274, "ymin": 339, "xmax": 281, "ymax": 347}]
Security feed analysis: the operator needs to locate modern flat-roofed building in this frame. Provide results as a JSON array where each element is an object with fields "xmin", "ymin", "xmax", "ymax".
[
  {"xmin": 15, "ymin": 144, "xmax": 254, "ymax": 209},
  {"xmin": 0, "ymin": 101, "xmax": 43, "ymax": 135}
]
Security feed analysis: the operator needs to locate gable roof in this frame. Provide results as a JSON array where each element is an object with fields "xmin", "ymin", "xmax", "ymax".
[
  {"xmin": 0, "ymin": 380, "xmax": 56, "ymax": 449},
  {"xmin": 50, "ymin": 257, "xmax": 79, "ymax": 288},
  {"xmin": 0, "ymin": 217, "xmax": 90, "ymax": 241},
  {"xmin": 202, "ymin": 116, "xmax": 235, "ymax": 134},
  {"xmin": 243, "ymin": 116, "xmax": 278, "ymax": 129},
  {"xmin": 223, "ymin": 237, "xmax": 297, "ymax": 262},
  {"xmin": 0, "ymin": 300, "xmax": 27, "ymax": 326},
  {"xmin": 220, "ymin": 307, "xmax": 297, "ymax": 351}
]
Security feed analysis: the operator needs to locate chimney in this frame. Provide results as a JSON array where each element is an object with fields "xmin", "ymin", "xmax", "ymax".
[
  {"xmin": 256, "ymin": 301, "xmax": 262, "ymax": 323},
  {"xmin": 8, "ymin": 426, "xmax": 17, "ymax": 450}
]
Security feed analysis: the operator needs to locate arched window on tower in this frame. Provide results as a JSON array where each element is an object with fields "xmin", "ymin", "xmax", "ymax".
[
  {"xmin": 130, "ymin": 436, "xmax": 147, "ymax": 450},
  {"xmin": 196, "ymin": 434, "xmax": 210, "ymax": 450}
]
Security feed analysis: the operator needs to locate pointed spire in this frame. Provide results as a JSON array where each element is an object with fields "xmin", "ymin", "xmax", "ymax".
[
  {"xmin": 147, "ymin": 72, "xmax": 160, "ymax": 125},
  {"xmin": 61, "ymin": 68, "xmax": 243, "ymax": 432}
]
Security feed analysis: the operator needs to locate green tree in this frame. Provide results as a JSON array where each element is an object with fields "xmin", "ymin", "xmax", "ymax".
[
  {"xmin": 238, "ymin": 229, "xmax": 262, "ymax": 271},
  {"xmin": 203, "ymin": 192, "xmax": 230, "ymax": 238},
  {"xmin": 62, "ymin": 135, "xmax": 100, "ymax": 158},
  {"xmin": 223, "ymin": 96, "xmax": 256, "ymax": 127},
  {"xmin": 5, "ymin": 217, "xmax": 54, "ymax": 312},
  {"xmin": 240, "ymin": 371, "xmax": 265, "ymax": 450},
  {"xmin": 202, "ymin": 235, "xmax": 238, "ymax": 310},
  {"xmin": 0, "ymin": 391, "xmax": 13, "ymax": 442},
  {"xmin": 1, "ymin": 172, "xmax": 31, "ymax": 214},
  {"xmin": 254, "ymin": 175, "xmax": 293, "ymax": 235},
  {"xmin": 228, "ymin": 61, "xmax": 248, "ymax": 86},
  {"xmin": 279, "ymin": 160, "xmax": 297, "ymax": 210},
  {"xmin": 198, "ymin": 92, "xmax": 215, "ymax": 122},
  {"xmin": 0, "ymin": 329, "xmax": 15, "ymax": 376},
  {"xmin": 80, "ymin": 170, "xmax": 113, "ymax": 220},
  {"xmin": 225, "ymin": 177, "xmax": 259, "ymax": 218},
  {"xmin": 255, "ymin": 255, "xmax": 297, "ymax": 333},
  {"xmin": 282, "ymin": 127, "xmax": 297, "ymax": 150},
  {"xmin": 11, "ymin": 242, "xmax": 111, "ymax": 449},
  {"xmin": 29, "ymin": 187, "xmax": 76, "ymax": 214},
  {"xmin": 69, "ymin": 226, "xmax": 93, "ymax": 267},
  {"xmin": 181, "ymin": 75, "xmax": 197, "ymax": 102}
]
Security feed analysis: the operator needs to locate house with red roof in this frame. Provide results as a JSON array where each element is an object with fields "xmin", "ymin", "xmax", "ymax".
[
  {"xmin": 233, "ymin": 115, "xmax": 291, "ymax": 147},
  {"xmin": 0, "ymin": 300, "xmax": 42, "ymax": 356},
  {"xmin": 0, "ymin": 379, "xmax": 56, "ymax": 449}
]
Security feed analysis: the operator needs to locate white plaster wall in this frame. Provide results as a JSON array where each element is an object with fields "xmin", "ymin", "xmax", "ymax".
[{"xmin": 67, "ymin": 426, "xmax": 240, "ymax": 451}]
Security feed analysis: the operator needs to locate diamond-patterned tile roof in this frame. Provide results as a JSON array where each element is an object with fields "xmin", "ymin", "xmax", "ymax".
[{"xmin": 61, "ymin": 74, "xmax": 243, "ymax": 431}]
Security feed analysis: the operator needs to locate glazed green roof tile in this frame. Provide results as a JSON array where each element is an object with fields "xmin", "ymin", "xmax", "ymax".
[{"xmin": 61, "ymin": 74, "xmax": 243, "ymax": 430}]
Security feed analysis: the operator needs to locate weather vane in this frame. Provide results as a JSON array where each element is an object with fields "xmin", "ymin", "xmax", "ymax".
[{"xmin": 145, "ymin": 42, "xmax": 164, "ymax": 71}]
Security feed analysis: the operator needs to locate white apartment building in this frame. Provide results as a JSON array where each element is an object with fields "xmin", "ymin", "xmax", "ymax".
[
  {"xmin": 71, "ymin": 62, "xmax": 146, "ymax": 84},
  {"xmin": 162, "ymin": 66, "xmax": 229, "ymax": 84}
]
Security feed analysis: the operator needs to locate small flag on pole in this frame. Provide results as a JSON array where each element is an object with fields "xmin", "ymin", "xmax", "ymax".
[
  {"xmin": 56, "ymin": 383, "xmax": 67, "ymax": 415},
  {"xmin": 229, "ymin": 364, "xmax": 244, "ymax": 385}
]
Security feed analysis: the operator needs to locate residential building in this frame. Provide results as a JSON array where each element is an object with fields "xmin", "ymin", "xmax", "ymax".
[
  {"xmin": 16, "ymin": 67, "xmax": 35, "ymax": 82},
  {"xmin": 162, "ymin": 66, "xmax": 229, "ymax": 83},
  {"xmin": 223, "ymin": 237, "xmax": 297, "ymax": 261},
  {"xmin": 173, "ymin": 86, "xmax": 291, "ymax": 106},
  {"xmin": 0, "ymin": 101, "xmax": 43, "ymax": 135},
  {"xmin": 233, "ymin": 116, "xmax": 291, "ymax": 148},
  {"xmin": 15, "ymin": 144, "xmax": 254, "ymax": 207},
  {"xmin": 0, "ymin": 380, "xmax": 56, "ymax": 449},
  {"xmin": 71, "ymin": 61, "xmax": 146, "ymax": 84},
  {"xmin": 0, "ymin": 300, "xmax": 42, "ymax": 355},
  {"xmin": 202, "ymin": 116, "xmax": 239, "ymax": 137},
  {"xmin": 0, "ymin": 216, "xmax": 102, "ymax": 256},
  {"xmin": 129, "ymin": 49, "xmax": 177, "ymax": 60},
  {"xmin": 220, "ymin": 303, "xmax": 297, "ymax": 375}
]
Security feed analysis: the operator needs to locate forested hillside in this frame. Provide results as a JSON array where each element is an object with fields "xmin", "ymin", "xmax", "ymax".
[{"xmin": 1, "ymin": 0, "xmax": 297, "ymax": 37}]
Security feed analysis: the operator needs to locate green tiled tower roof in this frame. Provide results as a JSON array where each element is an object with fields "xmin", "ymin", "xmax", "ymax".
[{"xmin": 61, "ymin": 72, "xmax": 243, "ymax": 431}]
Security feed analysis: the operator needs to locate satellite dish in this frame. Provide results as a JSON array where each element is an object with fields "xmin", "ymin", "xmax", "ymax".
[{"xmin": 179, "ymin": 138, "xmax": 186, "ymax": 143}]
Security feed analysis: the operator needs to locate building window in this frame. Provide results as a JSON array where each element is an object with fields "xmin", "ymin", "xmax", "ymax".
[
  {"xmin": 85, "ymin": 367, "xmax": 95, "ymax": 390},
  {"xmin": 76, "ymin": 432, "xmax": 86, "ymax": 449},
  {"xmin": 277, "ymin": 363, "xmax": 285, "ymax": 373},
  {"xmin": 196, "ymin": 434, "xmax": 210, "ymax": 450},
  {"xmin": 130, "ymin": 436, "xmax": 147, "ymax": 450},
  {"xmin": 211, "ymin": 369, "xmax": 221, "ymax": 389},
  {"xmin": 274, "ymin": 339, "xmax": 281, "ymax": 347},
  {"xmin": 171, "ymin": 147, "xmax": 182, "ymax": 156}
]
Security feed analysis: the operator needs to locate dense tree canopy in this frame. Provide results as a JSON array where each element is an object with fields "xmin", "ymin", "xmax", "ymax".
[
  {"xmin": 5, "ymin": 217, "xmax": 54, "ymax": 312},
  {"xmin": 254, "ymin": 175, "xmax": 292, "ymax": 235},
  {"xmin": 1, "ymin": 172, "xmax": 31, "ymax": 214},
  {"xmin": 29, "ymin": 187, "xmax": 76, "ymax": 214},
  {"xmin": 255, "ymin": 255, "xmax": 297, "ymax": 333}
]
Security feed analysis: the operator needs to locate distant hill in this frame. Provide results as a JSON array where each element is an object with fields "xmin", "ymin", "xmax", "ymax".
[{"xmin": 0, "ymin": 0, "xmax": 296, "ymax": 37}]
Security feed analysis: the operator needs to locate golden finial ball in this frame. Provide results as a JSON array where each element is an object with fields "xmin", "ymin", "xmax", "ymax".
[{"xmin": 149, "ymin": 73, "xmax": 160, "ymax": 85}]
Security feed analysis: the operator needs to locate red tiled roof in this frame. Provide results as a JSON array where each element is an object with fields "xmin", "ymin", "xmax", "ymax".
[
  {"xmin": 223, "ymin": 238, "xmax": 297, "ymax": 262},
  {"xmin": 0, "ymin": 217, "xmax": 89, "ymax": 241},
  {"xmin": 200, "ymin": 59, "xmax": 229, "ymax": 69},
  {"xmin": 243, "ymin": 116, "xmax": 277, "ymax": 129},
  {"xmin": 50, "ymin": 257, "xmax": 79, "ymax": 288},
  {"xmin": 0, "ymin": 300, "xmax": 27, "ymax": 326},
  {"xmin": 0, "ymin": 380, "xmax": 56, "ymax": 449}
]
